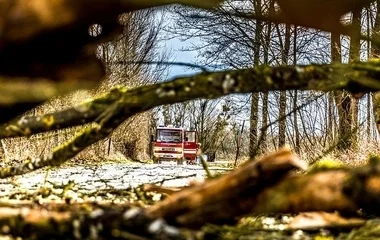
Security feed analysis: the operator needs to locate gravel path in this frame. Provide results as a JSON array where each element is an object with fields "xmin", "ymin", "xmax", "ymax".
[{"xmin": 0, "ymin": 163, "xmax": 229, "ymax": 195}]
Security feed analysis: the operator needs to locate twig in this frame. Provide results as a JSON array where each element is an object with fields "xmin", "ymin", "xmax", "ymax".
[{"xmin": 199, "ymin": 154, "xmax": 212, "ymax": 178}]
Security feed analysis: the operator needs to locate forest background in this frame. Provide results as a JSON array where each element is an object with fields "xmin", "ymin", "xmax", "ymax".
[{"xmin": 2, "ymin": 0, "xmax": 379, "ymax": 166}]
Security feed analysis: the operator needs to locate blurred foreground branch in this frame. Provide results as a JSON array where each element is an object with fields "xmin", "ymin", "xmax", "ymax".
[{"xmin": 0, "ymin": 0, "xmax": 223, "ymax": 124}]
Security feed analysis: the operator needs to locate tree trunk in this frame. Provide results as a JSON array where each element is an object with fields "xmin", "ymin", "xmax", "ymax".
[
  {"xmin": 249, "ymin": 0, "xmax": 263, "ymax": 158},
  {"xmin": 292, "ymin": 26, "xmax": 300, "ymax": 153},
  {"xmin": 372, "ymin": 0, "xmax": 380, "ymax": 135},
  {"xmin": 335, "ymin": 92, "xmax": 353, "ymax": 149},
  {"xmin": 261, "ymin": 92, "xmax": 269, "ymax": 151},
  {"xmin": 258, "ymin": 0, "xmax": 274, "ymax": 153},
  {"xmin": 327, "ymin": 93, "xmax": 336, "ymax": 143},
  {"xmin": 163, "ymin": 105, "xmax": 171, "ymax": 126},
  {"xmin": 367, "ymin": 93, "xmax": 372, "ymax": 141},
  {"xmin": 366, "ymin": 7, "xmax": 373, "ymax": 141},
  {"xmin": 349, "ymin": 9, "xmax": 361, "ymax": 148},
  {"xmin": 331, "ymin": 28, "xmax": 353, "ymax": 150},
  {"xmin": 278, "ymin": 24, "xmax": 291, "ymax": 147},
  {"xmin": 249, "ymin": 93, "xmax": 259, "ymax": 157}
]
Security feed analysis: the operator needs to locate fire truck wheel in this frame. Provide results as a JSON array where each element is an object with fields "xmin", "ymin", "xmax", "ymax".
[{"xmin": 177, "ymin": 158, "xmax": 184, "ymax": 165}]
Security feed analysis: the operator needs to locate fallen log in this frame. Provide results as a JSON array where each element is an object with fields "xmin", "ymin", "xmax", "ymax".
[
  {"xmin": 0, "ymin": 147, "xmax": 304, "ymax": 239},
  {"xmin": 143, "ymin": 184, "xmax": 182, "ymax": 196},
  {"xmin": 0, "ymin": 206, "xmax": 190, "ymax": 240},
  {"xmin": 1, "ymin": 148, "xmax": 380, "ymax": 239},
  {"xmin": 146, "ymin": 150, "xmax": 380, "ymax": 229},
  {"xmin": 146, "ymin": 147, "xmax": 307, "ymax": 228},
  {"xmin": 287, "ymin": 212, "xmax": 366, "ymax": 230}
]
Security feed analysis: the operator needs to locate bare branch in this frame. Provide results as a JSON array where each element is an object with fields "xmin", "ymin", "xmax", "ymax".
[
  {"xmin": 2, "ymin": 60, "xmax": 380, "ymax": 177},
  {"xmin": 2, "ymin": 60, "xmax": 379, "ymax": 141}
]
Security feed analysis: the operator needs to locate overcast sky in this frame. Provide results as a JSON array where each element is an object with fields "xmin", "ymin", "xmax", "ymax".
[
  {"xmin": 161, "ymin": 37, "xmax": 201, "ymax": 79},
  {"xmin": 156, "ymin": 10, "xmax": 202, "ymax": 80}
]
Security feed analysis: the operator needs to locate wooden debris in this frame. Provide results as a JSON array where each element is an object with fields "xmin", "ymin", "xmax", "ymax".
[
  {"xmin": 143, "ymin": 149, "xmax": 380, "ymax": 229},
  {"xmin": 146, "ymin": 147, "xmax": 306, "ymax": 228},
  {"xmin": 252, "ymin": 157, "xmax": 380, "ymax": 216},
  {"xmin": 0, "ymin": 206, "xmax": 189, "ymax": 240},
  {"xmin": 143, "ymin": 184, "xmax": 181, "ymax": 196},
  {"xmin": 287, "ymin": 212, "xmax": 365, "ymax": 230}
]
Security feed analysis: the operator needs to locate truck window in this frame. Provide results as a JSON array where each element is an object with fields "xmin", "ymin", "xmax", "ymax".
[
  {"xmin": 157, "ymin": 130, "xmax": 182, "ymax": 143},
  {"xmin": 185, "ymin": 132, "xmax": 196, "ymax": 142}
]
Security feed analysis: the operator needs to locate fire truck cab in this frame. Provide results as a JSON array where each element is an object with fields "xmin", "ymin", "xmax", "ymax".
[{"xmin": 152, "ymin": 125, "xmax": 199, "ymax": 165}]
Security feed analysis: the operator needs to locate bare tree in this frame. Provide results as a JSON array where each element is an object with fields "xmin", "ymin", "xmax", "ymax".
[
  {"xmin": 167, "ymin": 0, "xmax": 331, "ymax": 159},
  {"xmin": 1, "ymin": 9, "xmax": 166, "ymax": 162},
  {"xmin": 372, "ymin": 1, "xmax": 380, "ymax": 135},
  {"xmin": 249, "ymin": 0, "xmax": 263, "ymax": 158}
]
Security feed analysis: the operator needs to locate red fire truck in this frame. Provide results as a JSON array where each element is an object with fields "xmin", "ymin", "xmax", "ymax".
[{"xmin": 152, "ymin": 125, "xmax": 199, "ymax": 165}]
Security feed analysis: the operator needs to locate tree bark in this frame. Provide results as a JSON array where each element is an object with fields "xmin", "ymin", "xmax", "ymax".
[
  {"xmin": 258, "ymin": 0, "xmax": 274, "ymax": 153},
  {"xmin": 147, "ymin": 148, "xmax": 380, "ymax": 229},
  {"xmin": 249, "ymin": 0, "xmax": 263, "ymax": 158},
  {"xmin": 349, "ymin": 9, "xmax": 362, "ymax": 148},
  {"xmin": 372, "ymin": 0, "xmax": 380, "ymax": 135},
  {"xmin": 249, "ymin": 93, "xmax": 259, "ymax": 157},
  {"xmin": 292, "ymin": 26, "xmax": 300, "ymax": 153},
  {"xmin": 331, "ymin": 27, "xmax": 353, "ymax": 150},
  {"xmin": 327, "ymin": 92, "xmax": 336, "ymax": 143},
  {"xmin": 278, "ymin": 24, "xmax": 291, "ymax": 147}
]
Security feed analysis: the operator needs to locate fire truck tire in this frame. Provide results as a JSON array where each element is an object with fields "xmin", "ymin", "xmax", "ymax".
[{"xmin": 177, "ymin": 158, "xmax": 184, "ymax": 165}]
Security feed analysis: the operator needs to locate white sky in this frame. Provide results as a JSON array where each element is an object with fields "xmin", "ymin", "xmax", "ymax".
[
  {"xmin": 161, "ymin": 37, "xmax": 201, "ymax": 79},
  {"xmin": 155, "ymin": 9, "xmax": 202, "ymax": 80}
]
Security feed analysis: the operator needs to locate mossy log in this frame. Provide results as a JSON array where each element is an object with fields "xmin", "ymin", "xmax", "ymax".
[
  {"xmin": 146, "ymin": 149, "xmax": 380, "ymax": 229},
  {"xmin": 146, "ymin": 147, "xmax": 306, "ymax": 228},
  {"xmin": 5, "ymin": 59, "xmax": 380, "ymax": 141},
  {"xmin": 0, "ymin": 206, "xmax": 191, "ymax": 240}
]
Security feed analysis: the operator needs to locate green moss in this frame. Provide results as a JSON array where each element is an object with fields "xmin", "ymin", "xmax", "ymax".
[
  {"xmin": 346, "ymin": 219, "xmax": 380, "ymax": 240},
  {"xmin": 307, "ymin": 158, "xmax": 346, "ymax": 173},
  {"xmin": 314, "ymin": 236, "xmax": 335, "ymax": 240},
  {"xmin": 367, "ymin": 155, "xmax": 380, "ymax": 166}
]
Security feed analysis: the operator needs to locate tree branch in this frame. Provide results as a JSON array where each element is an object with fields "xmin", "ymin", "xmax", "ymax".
[
  {"xmin": 2, "ymin": 60, "xmax": 380, "ymax": 177},
  {"xmin": 0, "ymin": 88, "xmax": 124, "ymax": 138},
  {"xmin": 3, "ymin": 59, "xmax": 380, "ymax": 139}
]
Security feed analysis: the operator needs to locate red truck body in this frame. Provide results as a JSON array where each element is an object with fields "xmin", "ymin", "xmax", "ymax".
[{"xmin": 152, "ymin": 125, "xmax": 199, "ymax": 165}]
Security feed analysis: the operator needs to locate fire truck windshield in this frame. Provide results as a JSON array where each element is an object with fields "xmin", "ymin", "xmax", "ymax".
[{"xmin": 157, "ymin": 130, "xmax": 182, "ymax": 143}]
